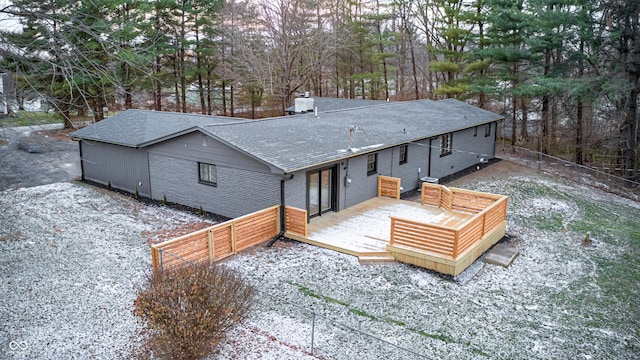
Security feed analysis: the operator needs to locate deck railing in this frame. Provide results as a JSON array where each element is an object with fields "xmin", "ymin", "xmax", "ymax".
[
  {"xmin": 285, "ymin": 206, "xmax": 308, "ymax": 237},
  {"xmin": 378, "ymin": 175, "xmax": 401, "ymax": 199},
  {"xmin": 391, "ymin": 184, "xmax": 508, "ymax": 259}
]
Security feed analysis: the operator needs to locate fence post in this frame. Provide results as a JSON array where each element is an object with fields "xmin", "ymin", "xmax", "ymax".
[
  {"xmin": 207, "ymin": 229, "xmax": 214, "ymax": 263},
  {"xmin": 158, "ymin": 248, "xmax": 163, "ymax": 270},
  {"xmin": 452, "ymin": 231, "xmax": 459, "ymax": 258},
  {"xmin": 311, "ymin": 311, "xmax": 316, "ymax": 355},
  {"xmin": 231, "ymin": 222, "xmax": 237, "ymax": 255},
  {"xmin": 537, "ymin": 152, "xmax": 542, "ymax": 170},
  {"xmin": 527, "ymin": 149, "xmax": 531, "ymax": 167}
]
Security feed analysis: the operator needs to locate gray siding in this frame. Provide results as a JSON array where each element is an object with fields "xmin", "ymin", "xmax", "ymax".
[
  {"xmin": 343, "ymin": 153, "xmax": 383, "ymax": 208},
  {"xmin": 429, "ymin": 124, "xmax": 496, "ymax": 179},
  {"xmin": 148, "ymin": 132, "xmax": 273, "ymax": 174},
  {"xmin": 390, "ymin": 142, "xmax": 429, "ymax": 193},
  {"xmin": 80, "ymin": 141, "xmax": 151, "ymax": 197},
  {"xmin": 148, "ymin": 153, "xmax": 280, "ymax": 218},
  {"xmin": 284, "ymin": 171, "xmax": 306, "ymax": 210}
]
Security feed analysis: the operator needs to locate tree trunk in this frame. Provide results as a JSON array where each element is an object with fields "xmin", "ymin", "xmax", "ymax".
[
  {"xmin": 511, "ymin": 94, "xmax": 517, "ymax": 146},
  {"xmin": 173, "ymin": 54, "xmax": 180, "ymax": 112},
  {"xmin": 576, "ymin": 38, "xmax": 585, "ymax": 165},
  {"xmin": 155, "ymin": 55, "xmax": 162, "ymax": 111},
  {"xmin": 511, "ymin": 63, "xmax": 518, "ymax": 146},
  {"xmin": 222, "ymin": 80, "xmax": 227, "ymax": 115},
  {"xmin": 408, "ymin": 30, "xmax": 419, "ymax": 100},
  {"xmin": 195, "ymin": 20, "xmax": 206, "ymax": 115},
  {"xmin": 520, "ymin": 97, "xmax": 528, "ymax": 142},
  {"xmin": 179, "ymin": 8, "xmax": 187, "ymax": 113},
  {"xmin": 576, "ymin": 100, "xmax": 584, "ymax": 165},
  {"xmin": 61, "ymin": 104, "xmax": 73, "ymax": 129},
  {"xmin": 230, "ymin": 84, "xmax": 234, "ymax": 117},
  {"xmin": 206, "ymin": 67, "xmax": 212, "ymax": 115},
  {"xmin": 540, "ymin": 95, "xmax": 549, "ymax": 153},
  {"xmin": 619, "ymin": 85, "xmax": 638, "ymax": 179},
  {"xmin": 376, "ymin": 0, "xmax": 389, "ymax": 101}
]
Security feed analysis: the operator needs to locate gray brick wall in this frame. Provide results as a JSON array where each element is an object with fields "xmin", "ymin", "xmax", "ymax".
[
  {"xmin": 429, "ymin": 124, "xmax": 495, "ymax": 179},
  {"xmin": 149, "ymin": 153, "xmax": 280, "ymax": 218},
  {"xmin": 80, "ymin": 141, "xmax": 151, "ymax": 197},
  {"xmin": 389, "ymin": 143, "xmax": 429, "ymax": 193},
  {"xmin": 284, "ymin": 171, "xmax": 306, "ymax": 210}
]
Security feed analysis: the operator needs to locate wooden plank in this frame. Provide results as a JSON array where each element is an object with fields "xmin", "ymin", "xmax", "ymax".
[
  {"xmin": 450, "ymin": 187, "xmax": 504, "ymax": 199},
  {"xmin": 390, "ymin": 216, "xmax": 457, "ymax": 232},
  {"xmin": 421, "ymin": 185, "xmax": 441, "ymax": 207},
  {"xmin": 393, "ymin": 238, "xmax": 454, "ymax": 253},
  {"xmin": 378, "ymin": 175, "xmax": 401, "ymax": 199},
  {"xmin": 392, "ymin": 230, "xmax": 455, "ymax": 244},
  {"xmin": 392, "ymin": 234, "xmax": 454, "ymax": 247},
  {"xmin": 231, "ymin": 222, "xmax": 237, "ymax": 254},
  {"xmin": 285, "ymin": 206, "xmax": 308, "ymax": 237},
  {"xmin": 151, "ymin": 227, "xmax": 212, "ymax": 249},
  {"xmin": 151, "ymin": 247, "xmax": 159, "ymax": 272},
  {"xmin": 207, "ymin": 229, "xmax": 214, "ymax": 262}
]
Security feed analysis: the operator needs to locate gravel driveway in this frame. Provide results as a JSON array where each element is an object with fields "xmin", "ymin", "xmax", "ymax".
[{"xmin": 0, "ymin": 124, "xmax": 80, "ymax": 190}]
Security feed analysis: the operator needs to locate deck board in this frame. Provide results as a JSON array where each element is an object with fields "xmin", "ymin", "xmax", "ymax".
[{"xmin": 293, "ymin": 197, "xmax": 470, "ymax": 257}]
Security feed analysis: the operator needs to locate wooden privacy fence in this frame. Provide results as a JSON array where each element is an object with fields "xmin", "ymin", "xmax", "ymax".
[
  {"xmin": 421, "ymin": 183, "xmax": 453, "ymax": 211},
  {"xmin": 391, "ymin": 184, "xmax": 508, "ymax": 259},
  {"xmin": 285, "ymin": 206, "xmax": 308, "ymax": 237},
  {"xmin": 378, "ymin": 175, "xmax": 401, "ymax": 199},
  {"xmin": 151, "ymin": 205, "xmax": 280, "ymax": 271},
  {"xmin": 151, "ymin": 205, "xmax": 310, "ymax": 271},
  {"xmin": 421, "ymin": 183, "xmax": 501, "ymax": 214}
]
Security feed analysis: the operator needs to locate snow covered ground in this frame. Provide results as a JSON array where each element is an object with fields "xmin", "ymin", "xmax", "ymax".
[{"xmin": 1, "ymin": 161, "xmax": 639, "ymax": 359}]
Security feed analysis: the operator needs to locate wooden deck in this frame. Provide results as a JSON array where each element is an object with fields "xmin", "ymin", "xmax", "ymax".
[
  {"xmin": 285, "ymin": 197, "xmax": 471, "ymax": 258},
  {"xmin": 285, "ymin": 180, "xmax": 508, "ymax": 276}
]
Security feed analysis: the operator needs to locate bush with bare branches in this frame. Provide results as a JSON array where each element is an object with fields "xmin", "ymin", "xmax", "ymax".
[{"xmin": 133, "ymin": 262, "xmax": 254, "ymax": 359}]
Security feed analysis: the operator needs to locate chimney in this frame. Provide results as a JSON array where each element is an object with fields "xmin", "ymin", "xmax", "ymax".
[
  {"xmin": 294, "ymin": 98, "xmax": 307, "ymax": 113},
  {"xmin": 305, "ymin": 97, "xmax": 314, "ymax": 112}
]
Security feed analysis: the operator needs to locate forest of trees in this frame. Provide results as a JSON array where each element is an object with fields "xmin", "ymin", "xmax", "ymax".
[{"xmin": 0, "ymin": 0, "xmax": 638, "ymax": 180}]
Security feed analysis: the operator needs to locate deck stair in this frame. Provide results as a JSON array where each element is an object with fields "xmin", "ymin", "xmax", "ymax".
[{"xmin": 358, "ymin": 252, "xmax": 396, "ymax": 265}]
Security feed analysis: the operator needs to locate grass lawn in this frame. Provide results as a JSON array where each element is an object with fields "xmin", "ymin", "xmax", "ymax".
[{"xmin": 1, "ymin": 111, "xmax": 64, "ymax": 127}]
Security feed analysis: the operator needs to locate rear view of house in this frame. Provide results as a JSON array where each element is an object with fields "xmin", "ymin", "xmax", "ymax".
[{"xmin": 71, "ymin": 98, "xmax": 502, "ymax": 221}]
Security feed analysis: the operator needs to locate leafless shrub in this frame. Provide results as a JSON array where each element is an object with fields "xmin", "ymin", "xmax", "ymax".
[{"xmin": 133, "ymin": 261, "xmax": 254, "ymax": 359}]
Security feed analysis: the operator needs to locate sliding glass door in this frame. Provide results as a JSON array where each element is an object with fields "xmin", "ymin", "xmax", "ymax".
[{"xmin": 307, "ymin": 166, "xmax": 336, "ymax": 218}]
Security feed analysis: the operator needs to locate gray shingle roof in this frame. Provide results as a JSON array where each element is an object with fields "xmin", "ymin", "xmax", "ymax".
[
  {"xmin": 203, "ymin": 99, "xmax": 502, "ymax": 173},
  {"xmin": 285, "ymin": 96, "xmax": 388, "ymax": 113},
  {"xmin": 71, "ymin": 99, "xmax": 503, "ymax": 173},
  {"xmin": 70, "ymin": 109, "xmax": 244, "ymax": 147}
]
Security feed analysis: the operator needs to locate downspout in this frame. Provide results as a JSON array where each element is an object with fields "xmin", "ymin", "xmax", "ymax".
[
  {"xmin": 493, "ymin": 121, "xmax": 498, "ymax": 158},
  {"xmin": 267, "ymin": 173, "xmax": 294, "ymax": 247},
  {"xmin": 427, "ymin": 138, "xmax": 433, "ymax": 177},
  {"xmin": 79, "ymin": 140, "xmax": 85, "ymax": 180}
]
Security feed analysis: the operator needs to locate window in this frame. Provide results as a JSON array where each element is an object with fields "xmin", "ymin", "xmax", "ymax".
[
  {"xmin": 198, "ymin": 163, "xmax": 217, "ymax": 186},
  {"xmin": 367, "ymin": 153, "xmax": 377, "ymax": 176},
  {"xmin": 473, "ymin": 126, "xmax": 478, "ymax": 137},
  {"xmin": 440, "ymin": 133, "xmax": 453, "ymax": 157},
  {"xmin": 484, "ymin": 124, "xmax": 491, "ymax": 137},
  {"xmin": 399, "ymin": 145, "xmax": 408, "ymax": 165}
]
